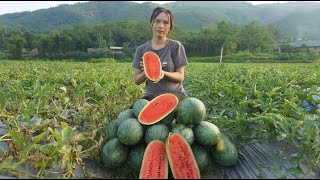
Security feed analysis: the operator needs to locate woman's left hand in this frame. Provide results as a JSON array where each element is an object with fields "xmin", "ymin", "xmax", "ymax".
[{"xmin": 151, "ymin": 70, "xmax": 164, "ymax": 83}]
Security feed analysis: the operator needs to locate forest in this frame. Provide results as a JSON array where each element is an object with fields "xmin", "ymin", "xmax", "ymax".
[{"xmin": 0, "ymin": 20, "xmax": 316, "ymax": 62}]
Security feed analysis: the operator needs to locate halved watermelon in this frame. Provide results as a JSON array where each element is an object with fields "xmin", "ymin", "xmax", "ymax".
[
  {"xmin": 139, "ymin": 140, "xmax": 168, "ymax": 179},
  {"xmin": 138, "ymin": 93, "xmax": 179, "ymax": 125},
  {"xmin": 143, "ymin": 51, "xmax": 162, "ymax": 82},
  {"xmin": 166, "ymin": 133, "xmax": 201, "ymax": 179}
]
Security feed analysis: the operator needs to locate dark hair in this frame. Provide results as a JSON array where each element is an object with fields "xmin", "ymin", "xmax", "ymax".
[{"xmin": 150, "ymin": 7, "xmax": 174, "ymax": 31}]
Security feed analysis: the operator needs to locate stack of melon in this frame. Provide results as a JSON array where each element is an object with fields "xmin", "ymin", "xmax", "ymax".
[{"xmin": 101, "ymin": 93, "xmax": 239, "ymax": 179}]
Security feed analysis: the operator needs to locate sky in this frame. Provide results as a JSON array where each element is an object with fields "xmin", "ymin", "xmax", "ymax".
[{"xmin": 0, "ymin": 1, "xmax": 317, "ymax": 16}]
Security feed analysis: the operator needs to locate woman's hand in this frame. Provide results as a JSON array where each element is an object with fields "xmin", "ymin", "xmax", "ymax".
[
  {"xmin": 139, "ymin": 57, "xmax": 144, "ymax": 71},
  {"xmin": 151, "ymin": 70, "xmax": 165, "ymax": 83},
  {"xmin": 160, "ymin": 67, "xmax": 184, "ymax": 83},
  {"xmin": 134, "ymin": 68, "xmax": 147, "ymax": 85}
]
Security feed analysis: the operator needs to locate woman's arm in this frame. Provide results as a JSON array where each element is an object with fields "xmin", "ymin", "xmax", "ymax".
[
  {"xmin": 133, "ymin": 68, "xmax": 147, "ymax": 85},
  {"xmin": 163, "ymin": 66, "xmax": 185, "ymax": 83}
]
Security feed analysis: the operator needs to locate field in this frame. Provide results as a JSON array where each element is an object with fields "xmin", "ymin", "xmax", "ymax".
[{"xmin": 0, "ymin": 60, "xmax": 319, "ymax": 178}]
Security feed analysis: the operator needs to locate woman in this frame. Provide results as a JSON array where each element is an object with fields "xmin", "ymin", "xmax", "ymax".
[{"xmin": 132, "ymin": 7, "xmax": 188, "ymax": 102}]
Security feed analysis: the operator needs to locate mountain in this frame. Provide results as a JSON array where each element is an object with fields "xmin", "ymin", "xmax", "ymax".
[{"xmin": 0, "ymin": 1, "xmax": 319, "ymax": 39}]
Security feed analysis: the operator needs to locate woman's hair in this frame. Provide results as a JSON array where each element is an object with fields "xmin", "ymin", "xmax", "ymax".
[{"xmin": 150, "ymin": 7, "xmax": 174, "ymax": 31}]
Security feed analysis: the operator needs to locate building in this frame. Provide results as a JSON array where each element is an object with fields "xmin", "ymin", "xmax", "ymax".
[
  {"xmin": 31, "ymin": 48, "xmax": 39, "ymax": 55},
  {"xmin": 290, "ymin": 40, "xmax": 320, "ymax": 52},
  {"xmin": 109, "ymin": 46, "xmax": 123, "ymax": 53},
  {"xmin": 87, "ymin": 47, "xmax": 108, "ymax": 53}
]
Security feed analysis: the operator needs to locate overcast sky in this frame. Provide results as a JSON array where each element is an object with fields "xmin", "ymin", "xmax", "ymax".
[{"xmin": 0, "ymin": 1, "xmax": 314, "ymax": 15}]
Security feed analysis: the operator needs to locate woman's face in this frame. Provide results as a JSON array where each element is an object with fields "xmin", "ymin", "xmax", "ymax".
[{"xmin": 151, "ymin": 12, "xmax": 171, "ymax": 38}]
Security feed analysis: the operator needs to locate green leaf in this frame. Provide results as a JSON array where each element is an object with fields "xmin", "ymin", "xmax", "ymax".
[
  {"xmin": 39, "ymin": 142, "xmax": 59, "ymax": 154},
  {"xmin": 287, "ymin": 165, "xmax": 304, "ymax": 175},
  {"xmin": 70, "ymin": 133, "xmax": 86, "ymax": 142},
  {"xmin": 32, "ymin": 131, "xmax": 48, "ymax": 144},
  {"xmin": 3, "ymin": 155, "xmax": 14, "ymax": 164},
  {"xmin": 60, "ymin": 145, "xmax": 71, "ymax": 171},
  {"xmin": 61, "ymin": 122, "xmax": 75, "ymax": 143},
  {"xmin": 9, "ymin": 129, "xmax": 24, "ymax": 149},
  {"xmin": 276, "ymin": 133, "xmax": 287, "ymax": 141},
  {"xmin": 60, "ymin": 86, "xmax": 67, "ymax": 93},
  {"xmin": 71, "ymin": 78, "xmax": 77, "ymax": 88},
  {"xmin": 288, "ymin": 153, "xmax": 302, "ymax": 163},
  {"xmin": 34, "ymin": 160, "xmax": 46, "ymax": 169},
  {"xmin": 48, "ymin": 127, "xmax": 61, "ymax": 143}
]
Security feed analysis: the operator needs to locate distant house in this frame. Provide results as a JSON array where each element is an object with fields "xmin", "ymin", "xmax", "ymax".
[
  {"xmin": 87, "ymin": 48, "xmax": 96, "ymax": 53},
  {"xmin": 290, "ymin": 40, "xmax": 320, "ymax": 52},
  {"xmin": 274, "ymin": 47, "xmax": 281, "ymax": 53},
  {"xmin": 86, "ymin": 47, "xmax": 123, "ymax": 53},
  {"xmin": 22, "ymin": 48, "xmax": 28, "ymax": 54},
  {"xmin": 31, "ymin": 48, "xmax": 39, "ymax": 55},
  {"xmin": 87, "ymin": 47, "xmax": 108, "ymax": 53},
  {"xmin": 109, "ymin": 46, "xmax": 123, "ymax": 53}
]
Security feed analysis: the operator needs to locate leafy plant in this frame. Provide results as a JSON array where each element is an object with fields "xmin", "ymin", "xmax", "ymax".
[{"xmin": 0, "ymin": 60, "xmax": 319, "ymax": 178}]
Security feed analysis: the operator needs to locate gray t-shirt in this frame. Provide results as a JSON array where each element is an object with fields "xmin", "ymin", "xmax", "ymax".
[{"xmin": 133, "ymin": 39, "xmax": 188, "ymax": 99}]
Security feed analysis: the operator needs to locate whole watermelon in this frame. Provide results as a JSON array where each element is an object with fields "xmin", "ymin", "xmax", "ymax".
[
  {"xmin": 128, "ymin": 143, "xmax": 146, "ymax": 172},
  {"xmin": 117, "ymin": 109, "xmax": 136, "ymax": 123},
  {"xmin": 177, "ymin": 97, "xmax": 206, "ymax": 125},
  {"xmin": 133, "ymin": 99, "xmax": 149, "ymax": 118},
  {"xmin": 171, "ymin": 123, "xmax": 194, "ymax": 145},
  {"xmin": 193, "ymin": 121, "xmax": 220, "ymax": 146},
  {"xmin": 117, "ymin": 118, "xmax": 144, "ymax": 146},
  {"xmin": 210, "ymin": 133, "xmax": 238, "ymax": 167},
  {"xmin": 144, "ymin": 123, "xmax": 170, "ymax": 144},
  {"xmin": 191, "ymin": 142, "xmax": 214, "ymax": 174},
  {"xmin": 104, "ymin": 119, "xmax": 119, "ymax": 141},
  {"xmin": 100, "ymin": 138, "xmax": 128, "ymax": 169}
]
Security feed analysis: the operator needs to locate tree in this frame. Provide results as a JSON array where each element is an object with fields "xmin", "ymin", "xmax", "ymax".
[
  {"xmin": 72, "ymin": 25, "xmax": 94, "ymax": 51},
  {"xmin": 6, "ymin": 34, "xmax": 26, "ymax": 59},
  {"xmin": 238, "ymin": 22, "xmax": 276, "ymax": 53},
  {"xmin": 215, "ymin": 21, "xmax": 238, "ymax": 55}
]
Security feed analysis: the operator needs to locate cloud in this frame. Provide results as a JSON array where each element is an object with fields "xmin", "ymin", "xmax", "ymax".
[
  {"xmin": 0, "ymin": 1, "xmax": 87, "ymax": 15},
  {"xmin": 0, "ymin": 1, "xmax": 177, "ymax": 15},
  {"xmin": 246, "ymin": 1, "xmax": 288, "ymax": 5},
  {"xmin": 1, "ymin": 1, "xmax": 319, "ymax": 16}
]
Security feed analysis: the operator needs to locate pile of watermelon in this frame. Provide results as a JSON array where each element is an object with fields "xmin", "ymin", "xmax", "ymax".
[{"xmin": 101, "ymin": 93, "xmax": 239, "ymax": 179}]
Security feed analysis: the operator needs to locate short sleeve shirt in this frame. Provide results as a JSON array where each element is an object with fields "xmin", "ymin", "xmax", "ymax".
[{"xmin": 132, "ymin": 39, "xmax": 188, "ymax": 98}]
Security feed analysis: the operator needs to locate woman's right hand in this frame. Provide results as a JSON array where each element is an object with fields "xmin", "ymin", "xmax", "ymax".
[{"xmin": 139, "ymin": 57, "xmax": 144, "ymax": 71}]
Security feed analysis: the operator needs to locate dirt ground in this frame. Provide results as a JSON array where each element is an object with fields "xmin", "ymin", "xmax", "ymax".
[{"xmin": 203, "ymin": 168, "xmax": 224, "ymax": 179}]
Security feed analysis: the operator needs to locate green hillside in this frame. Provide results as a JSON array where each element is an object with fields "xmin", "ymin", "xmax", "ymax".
[
  {"xmin": 0, "ymin": 1, "xmax": 320, "ymax": 39},
  {"xmin": 275, "ymin": 10, "xmax": 320, "ymax": 39}
]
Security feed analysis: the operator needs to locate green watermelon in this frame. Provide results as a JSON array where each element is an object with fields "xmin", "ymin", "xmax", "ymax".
[
  {"xmin": 133, "ymin": 99, "xmax": 149, "ymax": 118},
  {"xmin": 117, "ymin": 109, "xmax": 136, "ymax": 122},
  {"xmin": 100, "ymin": 138, "xmax": 128, "ymax": 169},
  {"xmin": 171, "ymin": 123, "xmax": 194, "ymax": 145},
  {"xmin": 144, "ymin": 123, "xmax": 170, "ymax": 144},
  {"xmin": 117, "ymin": 118, "xmax": 144, "ymax": 146},
  {"xmin": 128, "ymin": 143, "xmax": 146, "ymax": 172},
  {"xmin": 210, "ymin": 133, "xmax": 238, "ymax": 167},
  {"xmin": 104, "ymin": 119, "xmax": 119, "ymax": 141},
  {"xmin": 191, "ymin": 142, "xmax": 214, "ymax": 174},
  {"xmin": 193, "ymin": 121, "xmax": 220, "ymax": 146},
  {"xmin": 160, "ymin": 109, "xmax": 176, "ymax": 126},
  {"xmin": 177, "ymin": 97, "xmax": 206, "ymax": 125}
]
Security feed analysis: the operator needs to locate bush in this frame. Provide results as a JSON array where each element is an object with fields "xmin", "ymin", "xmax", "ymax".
[
  {"xmin": 33, "ymin": 51, "xmax": 132, "ymax": 62},
  {"xmin": 188, "ymin": 51, "xmax": 319, "ymax": 63},
  {"xmin": 87, "ymin": 58, "xmax": 116, "ymax": 63}
]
